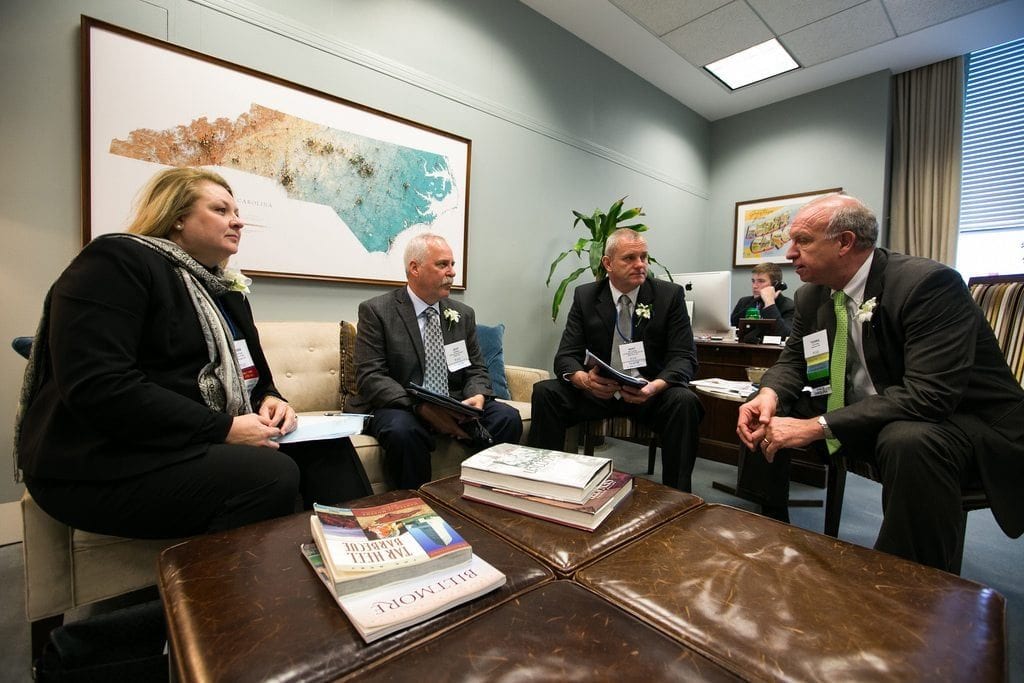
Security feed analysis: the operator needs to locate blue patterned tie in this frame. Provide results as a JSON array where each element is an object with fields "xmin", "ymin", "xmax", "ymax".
[
  {"xmin": 826, "ymin": 291, "xmax": 847, "ymax": 454},
  {"xmin": 422, "ymin": 307, "xmax": 449, "ymax": 395}
]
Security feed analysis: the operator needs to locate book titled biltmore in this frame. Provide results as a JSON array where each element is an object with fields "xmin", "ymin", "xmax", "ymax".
[
  {"xmin": 301, "ymin": 544, "xmax": 506, "ymax": 644},
  {"xmin": 310, "ymin": 497, "xmax": 471, "ymax": 596},
  {"xmin": 460, "ymin": 443, "xmax": 613, "ymax": 504}
]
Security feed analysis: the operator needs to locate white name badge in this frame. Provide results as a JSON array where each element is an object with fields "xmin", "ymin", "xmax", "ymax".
[
  {"xmin": 233, "ymin": 339, "xmax": 259, "ymax": 393},
  {"xmin": 619, "ymin": 341, "xmax": 647, "ymax": 370},
  {"xmin": 803, "ymin": 329, "xmax": 828, "ymax": 359},
  {"xmin": 763, "ymin": 335, "xmax": 783, "ymax": 345},
  {"xmin": 444, "ymin": 340, "xmax": 471, "ymax": 371}
]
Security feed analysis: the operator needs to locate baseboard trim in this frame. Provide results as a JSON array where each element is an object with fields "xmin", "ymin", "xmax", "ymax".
[{"xmin": 0, "ymin": 500, "xmax": 22, "ymax": 546}]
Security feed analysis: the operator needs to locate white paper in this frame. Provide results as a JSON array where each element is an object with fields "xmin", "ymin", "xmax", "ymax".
[{"xmin": 274, "ymin": 413, "xmax": 367, "ymax": 444}]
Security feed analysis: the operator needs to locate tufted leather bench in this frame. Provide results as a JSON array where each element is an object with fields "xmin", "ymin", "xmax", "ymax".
[{"xmin": 576, "ymin": 504, "xmax": 1006, "ymax": 682}]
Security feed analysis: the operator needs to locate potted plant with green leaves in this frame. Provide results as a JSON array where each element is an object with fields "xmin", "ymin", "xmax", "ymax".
[{"xmin": 546, "ymin": 196, "xmax": 671, "ymax": 321}]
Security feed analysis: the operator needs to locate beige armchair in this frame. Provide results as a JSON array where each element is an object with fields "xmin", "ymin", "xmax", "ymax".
[{"xmin": 21, "ymin": 320, "xmax": 548, "ymax": 660}]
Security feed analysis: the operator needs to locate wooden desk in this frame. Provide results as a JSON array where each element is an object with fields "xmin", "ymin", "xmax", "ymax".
[{"xmin": 694, "ymin": 340, "xmax": 826, "ymax": 488}]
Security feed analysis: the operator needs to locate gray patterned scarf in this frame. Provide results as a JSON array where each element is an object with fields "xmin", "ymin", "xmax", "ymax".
[{"xmin": 13, "ymin": 233, "xmax": 251, "ymax": 482}]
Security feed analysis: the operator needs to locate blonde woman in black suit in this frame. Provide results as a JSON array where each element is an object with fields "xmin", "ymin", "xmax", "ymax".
[{"xmin": 16, "ymin": 167, "xmax": 369, "ymax": 539}]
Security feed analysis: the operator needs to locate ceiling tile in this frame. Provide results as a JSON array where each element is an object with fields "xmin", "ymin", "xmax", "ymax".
[
  {"xmin": 747, "ymin": 0, "xmax": 866, "ymax": 35},
  {"xmin": 609, "ymin": 0, "xmax": 732, "ymax": 36},
  {"xmin": 781, "ymin": 0, "xmax": 896, "ymax": 67},
  {"xmin": 883, "ymin": 0, "xmax": 1005, "ymax": 35},
  {"xmin": 661, "ymin": 0, "xmax": 775, "ymax": 66}
]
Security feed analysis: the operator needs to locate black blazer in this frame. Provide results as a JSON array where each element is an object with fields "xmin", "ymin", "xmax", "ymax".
[
  {"xmin": 18, "ymin": 237, "xmax": 282, "ymax": 481},
  {"xmin": 730, "ymin": 294, "xmax": 795, "ymax": 337},
  {"xmin": 553, "ymin": 277, "xmax": 698, "ymax": 385},
  {"xmin": 762, "ymin": 248, "xmax": 1024, "ymax": 538},
  {"xmin": 348, "ymin": 287, "xmax": 493, "ymax": 413}
]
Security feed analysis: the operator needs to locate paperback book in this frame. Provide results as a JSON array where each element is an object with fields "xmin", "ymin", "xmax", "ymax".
[
  {"xmin": 460, "ymin": 443, "xmax": 613, "ymax": 504},
  {"xmin": 584, "ymin": 349, "xmax": 648, "ymax": 388},
  {"xmin": 310, "ymin": 497, "xmax": 471, "ymax": 595},
  {"xmin": 301, "ymin": 544, "xmax": 506, "ymax": 644},
  {"xmin": 462, "ymin": 470, "xmax": 634, "ymax": 531}
]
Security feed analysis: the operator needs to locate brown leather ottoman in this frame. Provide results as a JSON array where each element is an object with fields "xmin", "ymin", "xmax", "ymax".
[
  {"xmin": 158, "ymin": 491, "xmax": 554, "ymax": 683},
  {"xmin": 576, "ymin": 504, "xmax": 1007, "ymax": 682},
  {"xmin": 420, "ymin": 475, "xmax": 703, "ymax": 577},
  {"xmin": 352, "ymin": 580, "xmax": 743, "ymax": 682}
]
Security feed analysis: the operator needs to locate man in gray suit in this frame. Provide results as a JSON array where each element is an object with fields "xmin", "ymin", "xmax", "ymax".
[
  {"xmin": 349, "ymin": 233, "xmax": 522, "ymax": 488},
  {"xmin": 737, "ymin": 194, "xmax": 1024, "ymax": 572}
]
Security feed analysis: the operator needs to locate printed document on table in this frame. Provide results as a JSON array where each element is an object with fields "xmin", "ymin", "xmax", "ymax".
[
  {"xmin": 275, "ymin": 413, "xmax": 368, "ymax": 444},
  {"xmin": 689, "ymin": 378, "xmax": 755, "ymax": 399}
]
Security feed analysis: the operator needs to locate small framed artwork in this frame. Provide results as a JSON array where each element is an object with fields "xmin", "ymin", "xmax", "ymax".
[
  {"xmin": 733, "ymin": 188, "xmax": 841, "ymax": 266},
  {"xmin": 83, "ymin": 17, "xmax": 471, "ymax": 288}
]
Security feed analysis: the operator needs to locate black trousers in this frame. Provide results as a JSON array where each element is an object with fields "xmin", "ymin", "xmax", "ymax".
[
  {"xmin": 527, "ymin": 379, "xmax": 703, "ymax": 492},
  {"xmin": 26, "ymin": 438, "xmax": 372, "ymax": 539},
  {"xmin": 737, "ymin": 396, "xmax": 976, "ymax": 572},
  {"xmin": 367, "ymin": 398, "xmax": 523, "ymax": 489}
]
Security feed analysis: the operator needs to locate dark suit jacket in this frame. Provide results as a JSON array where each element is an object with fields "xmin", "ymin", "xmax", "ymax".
[
  {"xmin": 18, "ymin": 236, "xmax": 282, "ymax": 481},
  {"xmin": 348, "ymin": 287, "xmax": 493, "ymax": 413},
  {"xmin": 762, "ymin": 248, "xmax": 1024, "ymax": 538},
  {"xmin": 730, "ymin": 294, "xmax": 795, "ymax": 337},
  {"xmin": 554, "ymin": 277, "xmax": 698, "ymax": 385}
]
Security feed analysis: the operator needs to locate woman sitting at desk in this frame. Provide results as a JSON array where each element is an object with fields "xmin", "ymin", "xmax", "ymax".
[
  {"xmin": 730, "ymin": 262, "xmax": 794, "ymax": 342},
  {"xmin": 15, "ymin": 167, "xmax": 370, "ymax": 539}
]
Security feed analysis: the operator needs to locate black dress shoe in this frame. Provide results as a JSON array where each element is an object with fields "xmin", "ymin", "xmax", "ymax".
[{"xmin": 761, "ymin": 504, "xmax": 790, "ymax": 523}]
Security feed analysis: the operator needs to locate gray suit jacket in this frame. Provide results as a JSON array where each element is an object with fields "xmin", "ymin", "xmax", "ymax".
[
  {"xmin": 348, "ymin": 287, "xmax": 494, "ymax": 413},
  {"xmin": 762, "ymin": 248, "xmax": 1024, "ymax": 538}
]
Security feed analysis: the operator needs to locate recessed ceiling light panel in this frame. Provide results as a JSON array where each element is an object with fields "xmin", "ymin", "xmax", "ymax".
[{"xmin": 705, "ymin": 39, "xmax": 799, "ymax": 90}]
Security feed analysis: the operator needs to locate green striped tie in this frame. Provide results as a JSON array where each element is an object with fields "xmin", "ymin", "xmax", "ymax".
[{"xmin": 826, "ymin": 291, "xmax": 847, "ymax": 454}]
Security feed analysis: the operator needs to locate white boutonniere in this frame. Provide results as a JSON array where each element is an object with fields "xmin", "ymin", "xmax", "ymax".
[
  {"xmin": 635, "ymin": 303, "xmax": 652, "ymax": 321},
  {"xmin": 443, "ymin": 307, "xmax": 460, "ymax": 329},
  {"xmin": 222, "ymin": 268, "xmax": 252, "ymax": 295},
  {"xmin": 855, "ymin": 297, "xmax": 877, "ymax": 323}
]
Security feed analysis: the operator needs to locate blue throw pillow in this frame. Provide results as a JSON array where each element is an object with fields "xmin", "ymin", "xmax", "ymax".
[{"xmin": 476, "ymin": 323, "xmax": 510, "ymax": 400}]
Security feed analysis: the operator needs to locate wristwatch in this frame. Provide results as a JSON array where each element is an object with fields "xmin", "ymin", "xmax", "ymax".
[{"xmin": 817, "ymin": 415, "xmax": 834, "ymax": 439}]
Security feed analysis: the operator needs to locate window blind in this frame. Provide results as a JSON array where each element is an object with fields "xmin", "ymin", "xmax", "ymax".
[{"xmin": 960, "ymin": 37, "xmax": 1024, "ymax": 233}]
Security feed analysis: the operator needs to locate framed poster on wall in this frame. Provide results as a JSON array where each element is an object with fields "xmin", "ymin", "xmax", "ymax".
[
  {"xmin": 733, "ymin": 188, "xmax": 841, "ymax": 266},
  {"xmin": 83, "ymin": 17, "xmax": 472, "ymax": 288}
]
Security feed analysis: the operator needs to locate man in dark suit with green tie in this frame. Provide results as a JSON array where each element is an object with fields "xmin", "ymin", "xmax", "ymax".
[
  {"xmin": 528, "ymin": 229, "xmax": 704, "ymax": 492},
  {"xmin": 737, "ymin": 193, "xmax": 1024, "ymax": 572}
]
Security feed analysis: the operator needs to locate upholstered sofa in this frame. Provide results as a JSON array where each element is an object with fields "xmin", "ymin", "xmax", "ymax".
[{"xmin": 21, "ymin": 319, "xmax": 548, "ymax": 658}]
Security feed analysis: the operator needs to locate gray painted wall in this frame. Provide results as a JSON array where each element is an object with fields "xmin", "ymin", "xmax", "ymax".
[
  {"xmin": 709, "ymin": 71, "xmax": 892, "ymax": 302},
  {"xmin": 0, "ymin": 0, "xmax": 710, "ymax": 505}
]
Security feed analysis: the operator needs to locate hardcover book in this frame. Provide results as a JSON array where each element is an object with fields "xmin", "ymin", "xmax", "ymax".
[
  {"xmin": 310, "ymin": 497, "xmax": 471, "ymax": 595},
  {"xmin": 301, "ymin": 544, "xmax": 506, "ymax": 644},
  {"xmin": 460, "ymin": 443, "xmax": 613, "ymax": 504},
  {"xmin": 462, "ymin": 470, "xmax": 634, "ymax": 531}
]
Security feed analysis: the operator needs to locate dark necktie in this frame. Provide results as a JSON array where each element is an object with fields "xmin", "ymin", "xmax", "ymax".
[
  {"xmin": 611, "ymin": 294, "xmax": 632, "ymax": 370},
  {"xmin": 826, "ymin": 291, "xmax": 847, "ymax": 454},
  {"xmin": 422, "ymin": 307, "xmax": 449, "ymax": 395}
]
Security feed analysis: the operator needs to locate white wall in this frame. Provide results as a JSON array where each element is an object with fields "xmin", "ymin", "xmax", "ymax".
[{"xmin": 0, "ymin": 0, "xmax": 711, "ymax": 504}]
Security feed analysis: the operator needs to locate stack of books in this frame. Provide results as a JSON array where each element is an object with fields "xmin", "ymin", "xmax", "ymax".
[
  {"xmin": 303, "ymin": 497, "xmax": 505, "ymax": 643},
  {"xmin": 460, "ymin": 443, "xmax": 634, "ymax": 531}
]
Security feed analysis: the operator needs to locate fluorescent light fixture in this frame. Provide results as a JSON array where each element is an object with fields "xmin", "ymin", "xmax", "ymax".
[{"xmin": 705, "ymin": 38, "xmax": 799, "ymax": 90}]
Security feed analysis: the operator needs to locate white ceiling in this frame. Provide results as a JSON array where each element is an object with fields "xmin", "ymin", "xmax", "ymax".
[{"xmin": 519, "ymin": 0, "xmax": 1024, "ymax": 120}]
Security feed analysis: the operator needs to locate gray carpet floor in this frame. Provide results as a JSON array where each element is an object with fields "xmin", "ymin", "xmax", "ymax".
[{"xmin": 1, "ymin": 443, "xmax": 1020, "ymax": 681}]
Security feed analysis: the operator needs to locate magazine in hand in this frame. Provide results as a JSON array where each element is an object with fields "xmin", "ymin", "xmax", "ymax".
[
  {"xmin": 462, "ymin": 470, "xmax": 634, "ymax": 531},
  {"xmin": 310, "ymin": 497, "xmax": 471, "ymax": 595},
  {"xmin": 406, "ymin": 382, "xmax": 484, "ymax": 418},
  {"xmin": 583, "ymin": 350, "xmax": 648, "ymax": 388},
  {"xmin": 301, "ymin": 544, "xmax": 506, "ymax": 644},
  {"xmin": 460, "ymin": 443, "xmax": 613, "ymax": 504}
]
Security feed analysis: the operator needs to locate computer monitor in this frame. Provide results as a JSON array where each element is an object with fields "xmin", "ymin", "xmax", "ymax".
[{"xmin": 664, "ymin": 270, "xmax": 733, "ymax": 334}]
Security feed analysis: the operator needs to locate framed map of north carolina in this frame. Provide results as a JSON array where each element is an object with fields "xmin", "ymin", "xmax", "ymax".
[{"xmin": 83, "ymin": 17, "xmax": 471, "ymax": 288}]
